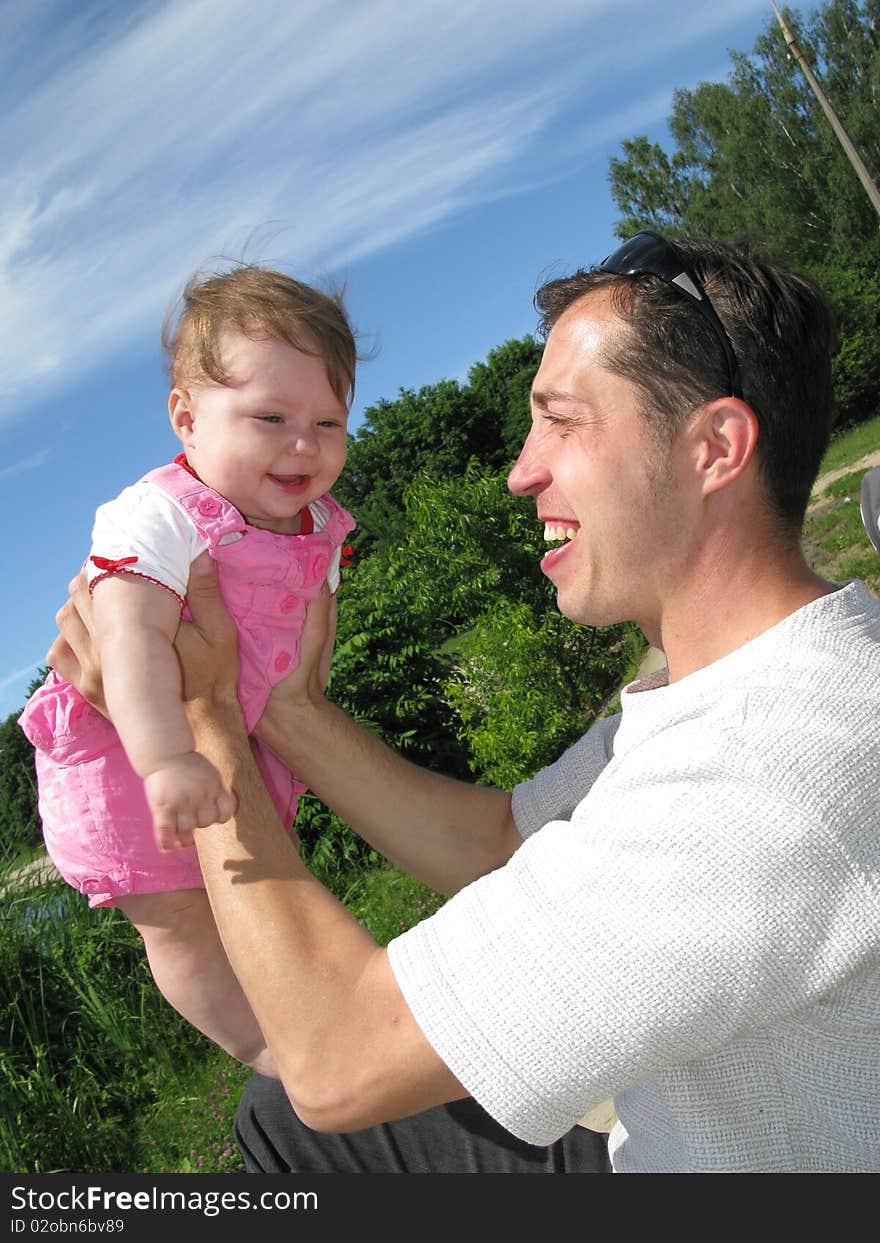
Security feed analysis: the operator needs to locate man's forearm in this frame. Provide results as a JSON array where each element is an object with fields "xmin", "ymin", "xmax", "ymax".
[
  {"xmin": 190, "ymin": 698, "xmax": 465, "ymax": 1130},
  {"xmin": 257, "ymin": 694, "xmax": 521, "ymax": 895}
]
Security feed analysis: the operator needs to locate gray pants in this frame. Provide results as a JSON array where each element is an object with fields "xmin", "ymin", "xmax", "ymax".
[{"xmin": 234, "ymin": 1073, "xmax": 611, "ymax": 1174}]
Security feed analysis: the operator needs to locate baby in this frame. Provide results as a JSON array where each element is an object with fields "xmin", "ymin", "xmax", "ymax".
[{"xmin": 20, "ymin": 265, "xmax": 356, "ymax": 1069}]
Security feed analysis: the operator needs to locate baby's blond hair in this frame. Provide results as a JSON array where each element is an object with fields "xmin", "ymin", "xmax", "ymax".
[{"xmin": 162, "ymin": 265, "xmax": 357, "ymax": 405}]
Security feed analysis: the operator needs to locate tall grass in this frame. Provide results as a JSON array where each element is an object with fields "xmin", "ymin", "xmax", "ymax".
[
  {"xmin": 342, "ymin": 864, "xmax": 445, "ymax": 946},
  {"xmin": 0, "ymin": 871, "xmax": 232, "ymax": 1173},
  {"xmin": 0, "ymin": 855, "xmax": 443, "ymax": 1174}
]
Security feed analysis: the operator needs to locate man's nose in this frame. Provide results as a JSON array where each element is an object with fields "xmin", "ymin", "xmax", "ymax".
[{"xmin": 507, "ymin": 431, "xmax": 547, "ymax": 496}]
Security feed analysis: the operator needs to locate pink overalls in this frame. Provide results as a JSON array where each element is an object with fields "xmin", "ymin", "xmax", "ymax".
[{"xmin": 20, "ymin": 460, "xmax": 355, "ymax": 907}]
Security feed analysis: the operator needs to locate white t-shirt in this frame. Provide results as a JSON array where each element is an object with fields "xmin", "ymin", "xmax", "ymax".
[
  {"xmin": 388, "ymin": 581, "xmax": 880, "ymax": 1172},
  {"xmin": 86, "ymin": 480, "xmax": 343, "ymax": 603}
]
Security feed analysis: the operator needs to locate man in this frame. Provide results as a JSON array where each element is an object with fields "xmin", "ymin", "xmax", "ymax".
[{"xmin": 53, "ymin": 233, "xmax": 880, "ymax": 1173}]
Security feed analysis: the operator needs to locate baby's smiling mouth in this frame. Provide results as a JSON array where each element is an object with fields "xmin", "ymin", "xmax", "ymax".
[{"xmin": 269, "ymin": 473, "xmax": 309, "ymax": 487}]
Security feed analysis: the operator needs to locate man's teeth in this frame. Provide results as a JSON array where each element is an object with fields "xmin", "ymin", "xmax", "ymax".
[{"xmin": 543, "ymin": 523, "xmax": 578, "ymax": 543}]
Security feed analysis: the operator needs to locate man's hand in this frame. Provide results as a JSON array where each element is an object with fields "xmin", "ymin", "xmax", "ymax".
[
  {"xmin": 178, "ymin": 553, "xmax": 241, "ymax": 710},
  {"xmin": 48, "ymin": 572, "xmax": 108, "ymax": 715},
  {"xmin": 255, "ymin": 583, "xmax": 333, "ymax": 740}
]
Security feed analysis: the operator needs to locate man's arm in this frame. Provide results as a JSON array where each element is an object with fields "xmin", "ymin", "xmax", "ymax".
[
  {"xmin": 50, "ymin": 568, "xmax": 522, "ymax": 897},
  {"xmin": 182, "ymin": 560, "xmax": 468, "ymax": 1130},
  {"xmin": 256, "ymin": 588, "xmax": 522, "ymax": 897}
]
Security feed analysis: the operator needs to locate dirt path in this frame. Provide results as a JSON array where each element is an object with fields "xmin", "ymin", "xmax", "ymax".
[{"xmin": 807, "ymin": 449, "xmax": 880, "ymax": 509}]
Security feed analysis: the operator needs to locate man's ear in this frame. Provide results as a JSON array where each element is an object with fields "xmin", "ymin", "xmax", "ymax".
[
  {"xmin": 168, "ymin": 388, "xmax": 195, "ymax": 447},
  {"xmin": 693, "ymin": 398, "xmax": 760, "ymax": 497}
]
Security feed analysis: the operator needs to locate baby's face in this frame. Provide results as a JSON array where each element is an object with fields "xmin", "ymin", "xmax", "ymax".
[{"xmin": 170, "ymin": 330, "xmax": 348, "ymax": 533}]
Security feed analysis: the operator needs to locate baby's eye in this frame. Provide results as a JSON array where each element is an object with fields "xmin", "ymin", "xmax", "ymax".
[{"xmin": 258, "ymin": 413, "xmax": 283, "ymax": 424}]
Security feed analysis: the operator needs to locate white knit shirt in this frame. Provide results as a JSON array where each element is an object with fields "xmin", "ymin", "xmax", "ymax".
[{"xmin": 388, "ymin": 581, "xmax": 880, "ymax": 1172}]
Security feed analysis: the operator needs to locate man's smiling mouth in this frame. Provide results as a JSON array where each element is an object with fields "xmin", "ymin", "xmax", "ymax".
[{"xmin": 543, "ymin": 521, "xmax": 579, "ymax": 543}]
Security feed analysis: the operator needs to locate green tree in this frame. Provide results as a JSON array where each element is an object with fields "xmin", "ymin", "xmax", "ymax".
[
  {"xmin": 608, "ymin": 0, "xmax": 880, "ymax": 425},
  {"xmin": 0, "ymin": 672, "xmax": 47, "ymax": 862},
  {"xmin": 464, "ymin": 336, "xmax": 543, "ymax": 462},
  {"xmin": 335, "ymin": 336, "xmax": 542, "ymax": 552},
  {"xmin": 329, "ymin": 542, "xmax": 466, "ymax": 775}
]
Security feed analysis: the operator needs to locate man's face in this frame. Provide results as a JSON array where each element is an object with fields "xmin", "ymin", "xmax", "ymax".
[{"xmin": 508, "ymin": 291, "xmax": 690, "ymax": 636}]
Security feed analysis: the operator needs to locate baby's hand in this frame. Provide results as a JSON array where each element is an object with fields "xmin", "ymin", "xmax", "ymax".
[{"xmin": 143, "ymin": 753, "xmax": 237, "ymax": 852}]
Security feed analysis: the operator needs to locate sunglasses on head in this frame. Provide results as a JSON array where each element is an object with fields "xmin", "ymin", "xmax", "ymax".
[{"xmin": 597, "ymin": 230, "xmax": 743, "ymax": 400}]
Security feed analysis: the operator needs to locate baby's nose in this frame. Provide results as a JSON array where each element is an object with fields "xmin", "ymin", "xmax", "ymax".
[{"xmin": 286, "ymin": 426, "xmax": 319, "ymax": 454}]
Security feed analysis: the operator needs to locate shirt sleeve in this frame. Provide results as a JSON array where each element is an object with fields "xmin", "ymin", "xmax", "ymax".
[
  {"xmin": 308, "ymin": 499, "xmax": 344, "ymax": 593},
  {"xmin": 325, "ymin": 543, "xmax": 343, "ymax": 594},
  {"xmin": 388, "ymin": 728, "xmax": 874, "ymax": 1147},
  {"xmin": 87, "ymin": 481, "xmax": 207, "ymax": 603},
  {"xmin": 511, "ymin": 714, "xmax": 620, "ymax": 839}
]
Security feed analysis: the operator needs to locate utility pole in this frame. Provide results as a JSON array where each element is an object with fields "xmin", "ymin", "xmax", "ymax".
[{"xmin": 771, "ymin": 1, "xmax": 880, "ymax": 219}]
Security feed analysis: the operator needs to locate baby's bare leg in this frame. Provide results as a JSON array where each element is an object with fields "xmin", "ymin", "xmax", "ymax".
[{"xmin": 117, "ymin": 888, "xmax": 276, "ymax": 1076}]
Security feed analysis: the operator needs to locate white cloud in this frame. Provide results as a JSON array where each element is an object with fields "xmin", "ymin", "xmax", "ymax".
[
  {"xmin": 0, "ymin": 0, "xmax": 773, "ymax": 421},
  {"xmin": 0, "ymin": 660, "xmax": 43, "ymax": 696},
  {"xmin": 0, "ymin": 449, "xmax": 53, "ymax": 482}
]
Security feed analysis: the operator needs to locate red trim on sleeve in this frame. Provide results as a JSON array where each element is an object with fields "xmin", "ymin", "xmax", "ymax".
[{"xmin": 89, "ymin": 569, "xmax": 184, "ymax": 608}]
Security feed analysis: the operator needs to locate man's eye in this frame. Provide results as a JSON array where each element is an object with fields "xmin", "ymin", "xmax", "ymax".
[
  {"xmin": 318, "ymin": 419, "xmax": 341, "ymax": 428},
  {"xmin": 542, "ymin": 413, "xmax": 575, "ymax": 439}
]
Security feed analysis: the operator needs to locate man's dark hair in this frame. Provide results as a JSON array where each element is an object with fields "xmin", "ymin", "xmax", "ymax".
[{"xmin": 534, "ymin": 236, "xmax": 838, "ymax": 533}]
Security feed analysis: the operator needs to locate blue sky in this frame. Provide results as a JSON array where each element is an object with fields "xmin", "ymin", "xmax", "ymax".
[{"xmin": 0, "ymin": 0, "xmax": 810, "ymax": 721}]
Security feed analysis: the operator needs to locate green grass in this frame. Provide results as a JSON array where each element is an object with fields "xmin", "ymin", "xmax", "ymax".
[
  {"xmin": 0, "ymin": 868, "xmax": 237, "ymax": 1174},
  {"xmin": 343, "ymin": 863, "xmax": 445, "ymax": 946},
  {"xmin": 135, "ymin": 1055, "xmax": 250, "ymax": 1174},
  {"xmin": 802, "ymin": 417, "xmax": 880, "ymax": 594},
  {"xmin": 818, "ymin": 415, "xmax": 880, "ymax": 476},
  {"xmin": 803, "ymin": 465, "xmax": 880, "ymax": 594}
]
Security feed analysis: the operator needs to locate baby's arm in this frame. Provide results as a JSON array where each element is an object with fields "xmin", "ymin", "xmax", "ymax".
[{"xmin": 91, "ymin": 574, "xmax": 235, "ymax": 850}]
